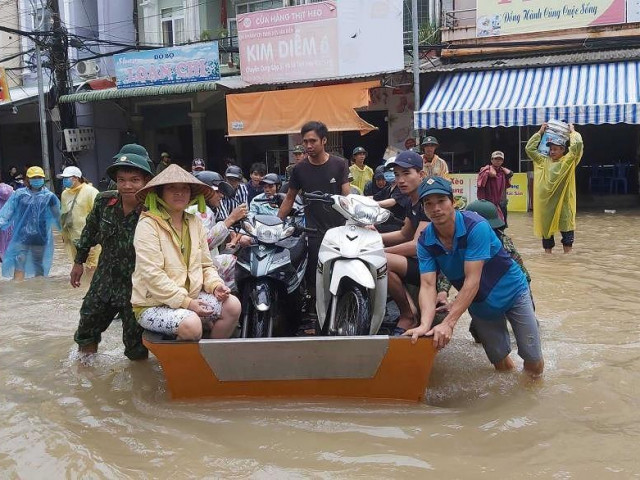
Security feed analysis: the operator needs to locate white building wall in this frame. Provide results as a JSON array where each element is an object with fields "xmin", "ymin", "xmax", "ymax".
[{"xmin": 0, "ymin": 0, "xmax": 21, "ymax": 87}]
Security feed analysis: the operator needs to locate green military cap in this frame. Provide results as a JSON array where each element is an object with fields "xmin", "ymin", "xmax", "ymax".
[
  {"xmin": 421, "ymin": 136, "xmax": 439, "ymax": 146},
  {"xmin": 106, "ymin": 153, "xmax": 154, "ymax": 181}
]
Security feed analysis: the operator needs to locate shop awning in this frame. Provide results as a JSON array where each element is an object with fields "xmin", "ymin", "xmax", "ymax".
[
  {"xmin": 226, "ymin": 80, "xmax": 380, "ymax": 137},
  {"xmin": 415, "ymin": 61, "xmax": 640, "ymax": 130},
  {"xmin": 59, "ymin": 76, "xmax": 249, "ymax": 103}
]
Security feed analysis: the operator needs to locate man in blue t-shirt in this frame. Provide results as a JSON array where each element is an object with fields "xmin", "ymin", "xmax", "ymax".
[{"xmin": 406, "ymin": 176, "xmax": 544, "ymax": 377}]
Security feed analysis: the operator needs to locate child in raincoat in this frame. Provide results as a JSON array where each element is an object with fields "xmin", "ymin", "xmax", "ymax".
[
  {"xmin": 0, "ymin": 166, "xmax": 61, "ymax": 280},
  {"xmin": 58, "ymin": 166, "xmax": 101, "ymax": 269},
  {"xmin": 526, "ymin": 123, "xmax": 584, "ymax": 253},
  {"xmin": 0, "ymin": 179, "xmax": 13, "ymax": 260}
]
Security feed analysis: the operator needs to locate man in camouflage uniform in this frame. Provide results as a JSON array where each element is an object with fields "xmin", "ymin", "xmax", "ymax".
[
  {"xmin": 72, "ymin": 153, "xmax": 153, "ymax": 360},
  {"xmin": 285, "ymin": 144, "xmax": 306, "ymax": 180},
  {"xmin": 107, "ymin": 144, "xmax": 155, "ymax": 190}
]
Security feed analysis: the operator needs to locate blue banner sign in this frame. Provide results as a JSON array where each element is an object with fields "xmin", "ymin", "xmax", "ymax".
[{"xmin": 114, "ymin": 42, "xmax": 220, "ymax": 89}]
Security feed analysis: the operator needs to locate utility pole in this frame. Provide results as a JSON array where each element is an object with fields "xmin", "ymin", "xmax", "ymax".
[
  {"xmin": 412, "ymin": 0, "xmax": 420, "ymax": 143},
  {"xmin": 49, "ymin": 0, "xmax": 75, "ymax": 132},
  {"xmin": 36, "ymin": 42, "xmax": 51, "ymax": 183}
]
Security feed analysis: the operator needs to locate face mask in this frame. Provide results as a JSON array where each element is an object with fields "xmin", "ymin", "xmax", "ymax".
[
  {"xmin": 30, "ymin": 179, "xmax": 45, "ymax": 189},
  {"xmin": 63, "ymin": 178, "xmax": 73, "ymax": 189},
  {"xmin": 383, "ymin": 172, "xmax": 396, "ymax": 183}
]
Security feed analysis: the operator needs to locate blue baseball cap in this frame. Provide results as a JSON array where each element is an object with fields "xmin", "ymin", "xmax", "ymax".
[
  {"xmin": 418, "ymin": 176, "xmax": 453, "ymax": 200},
  {"xmin": 387, "ymin": 150, "xmax": 423, "ymax": 170}
]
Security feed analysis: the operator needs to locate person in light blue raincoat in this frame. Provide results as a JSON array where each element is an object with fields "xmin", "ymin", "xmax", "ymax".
[{"xmin": 0, "ymin": 166, "xmax": 61, "ymax": 280}]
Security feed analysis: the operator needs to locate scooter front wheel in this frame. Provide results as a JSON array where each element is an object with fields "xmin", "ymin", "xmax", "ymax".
[
  {"xmin": 333, "ymin": 280, "xmax": 371, "ymax": 336},
  {"xmin": 250, "ymin": 310, "xmax": 270, "ymax": 338}
]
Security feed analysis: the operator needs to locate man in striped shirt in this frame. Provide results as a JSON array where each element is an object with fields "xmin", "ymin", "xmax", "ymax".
[{"xmin": 222, "ymin": 165, "xmax": 249, "ymax": 215}]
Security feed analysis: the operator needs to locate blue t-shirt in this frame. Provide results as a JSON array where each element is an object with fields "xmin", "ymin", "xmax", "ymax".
[{"xmin": 417, "ymin": 210, "xmax": 529, "ymax": 318}]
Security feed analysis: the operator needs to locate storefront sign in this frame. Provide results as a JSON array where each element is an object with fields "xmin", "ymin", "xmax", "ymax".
[
  {"xmin": 0, "ymin": 67, "xmax": 11, "ymax": 103},
  {"xmin": 450, "ymin": 173, "xmax": 528, "ymax": 212},
  {"xmin": 114, "ymin": 42, "xmax": 220, "ymax": 89},
  {"xmin": 476, "ymin": 0, "xmax": 625, "ymax": 37},
  {"xmin": 506, "ymin": 173, "xmax": 529, "ymax": 212},
  {"xmin": 449, "ymin": 174, "xmax": 478, "ymax": 210},
  {"xmin": 237, "ymin": 0, "xmax": 403, "ymax": 84}
]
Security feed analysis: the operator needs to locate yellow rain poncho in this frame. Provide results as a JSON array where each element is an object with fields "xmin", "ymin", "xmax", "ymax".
[
  {"xmin": 61, "ymin": 182, "xmax": 101, "ymax": 268},
  {"xmin": 349, "ymin": 163, "xmax": 374, "ymax": 193},
  {"xmin": 526, "ymin": 131, "xmax": 584, "ymax": 238}
]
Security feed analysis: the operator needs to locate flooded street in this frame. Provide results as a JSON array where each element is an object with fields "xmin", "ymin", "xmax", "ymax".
[{"xmin": 1, "ymin": 211, "xmax": 639, "ymax": 478}]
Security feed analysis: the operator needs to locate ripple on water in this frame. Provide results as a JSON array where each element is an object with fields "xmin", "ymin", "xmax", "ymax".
[{"xmin": 1, "ymin": 216, "xmax": 640, "ymax": 477}]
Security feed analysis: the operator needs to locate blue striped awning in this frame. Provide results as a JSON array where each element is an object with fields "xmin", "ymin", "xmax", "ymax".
[{"xmin": 415, "ymin": 61, "xmax": 640, "ymax": 129}]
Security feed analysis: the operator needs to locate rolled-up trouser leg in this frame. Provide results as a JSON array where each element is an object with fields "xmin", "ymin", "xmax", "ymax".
[
  {"xmin": 74, "ymin": 290, "xmax": 118, "ymax": 348},
  {"xmin": 120, "ymin": 305, "xmax": 148, "ymax": 360}
]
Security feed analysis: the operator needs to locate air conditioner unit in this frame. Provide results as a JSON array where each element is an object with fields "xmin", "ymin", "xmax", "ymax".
[
  {"xmin": 63, "ymin": 128, "xmax": 95, "ymax": 152},
  {"xmin": 76, "ymin": 60, "xmax": 100, "ymax": 79}
]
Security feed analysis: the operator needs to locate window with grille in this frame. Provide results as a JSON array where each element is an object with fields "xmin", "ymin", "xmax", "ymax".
[
  {"xmin": 235, "ymin": 0, "xmax": 285, "ymax": 15},
  {"xmin": 161, "ymin": 7, "xmax": 185, "ymax": 46}
]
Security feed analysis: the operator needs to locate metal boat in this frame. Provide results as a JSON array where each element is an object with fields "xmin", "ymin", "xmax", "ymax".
[{"xmin": 143, "ymin": 333, "xmax": 437, "ymax": 402}]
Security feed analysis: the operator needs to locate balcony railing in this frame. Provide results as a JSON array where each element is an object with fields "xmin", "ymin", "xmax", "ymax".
[{"xmin": 443, "ymin": 7, "xmax": 476, "ymax": 29}]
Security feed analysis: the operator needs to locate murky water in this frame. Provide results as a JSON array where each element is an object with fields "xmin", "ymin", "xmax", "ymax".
[{"xmin": 1, "ymin": 211, "xmax": 639, "ymax": 478}]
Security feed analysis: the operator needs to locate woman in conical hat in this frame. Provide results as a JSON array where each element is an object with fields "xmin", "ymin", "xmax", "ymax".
[{"xmin": 131, "ymin": 164, "xmax": 241, "ymax": 341}]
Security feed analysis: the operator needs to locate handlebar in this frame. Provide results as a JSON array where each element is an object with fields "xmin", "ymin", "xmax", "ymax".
[
  {"xmin": 302, "ymin": 192, "xmax": 334, "ymax": 204},
  {"xmin": 252, "ymin": 193, "xmax": 286, "ymax": 204}
]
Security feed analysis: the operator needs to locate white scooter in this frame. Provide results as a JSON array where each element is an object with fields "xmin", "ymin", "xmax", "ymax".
[{"xmin": 304, "ymin": 193, "xmax": 391, "ymax": 336}]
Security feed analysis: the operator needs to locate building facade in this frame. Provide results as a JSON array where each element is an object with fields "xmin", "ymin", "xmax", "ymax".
[{"xmin": 415, "ymin": 0, "xmax": 640, "ymax": 200}]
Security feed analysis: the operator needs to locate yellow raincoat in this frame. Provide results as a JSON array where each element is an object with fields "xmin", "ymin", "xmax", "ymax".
[
  {"xmin": 525, "ymin": 131, "xmax": 584, "ymax": 238},
  {"xmin": 349, "ymin": 163, "xmax": 374, "ymax": 193},
  {"xmin": 61, "ymin": 182, "xmax": 101, "ymax": 268}
]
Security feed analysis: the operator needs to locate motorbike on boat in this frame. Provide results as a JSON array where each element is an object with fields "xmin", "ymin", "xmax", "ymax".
[
  {"xmin": 234, "ymin": 197, "xmax": 309, "ymax": 338},
  {"xmin": 303, "ymin": 193, "xmax": 391, "ymax": 336}
]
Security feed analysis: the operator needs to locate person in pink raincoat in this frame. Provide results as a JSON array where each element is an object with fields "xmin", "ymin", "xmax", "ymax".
[
  {"xmin": 477, "ymin": 150, "xmax": 513, "ymax": 226},
  {"xmin": 0, "ymin": 177, "xmax": 13, "ymax": 261}
]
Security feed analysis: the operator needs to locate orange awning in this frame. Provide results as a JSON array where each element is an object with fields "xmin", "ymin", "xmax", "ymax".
[{"xmin": 226, "ymin": 80, "xmax": 380, "ymax": 137}]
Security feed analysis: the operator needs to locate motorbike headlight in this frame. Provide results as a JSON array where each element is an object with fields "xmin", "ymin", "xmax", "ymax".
[
  {"xmin": 253, "ymin": 223, "xmax": 294, "ymax": 244},
  {"xmin": 255, "ymin": 224, "xmax": 282, "ymax": 244},
  {"xmin": 339, "ymin": 196, "xmax": 389, "ymax": 226}
]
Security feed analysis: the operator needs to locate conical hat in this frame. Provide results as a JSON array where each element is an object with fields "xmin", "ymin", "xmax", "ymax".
[{"xmin": 136, "ymin": 163, "xmax": 214, "ymax": 203}]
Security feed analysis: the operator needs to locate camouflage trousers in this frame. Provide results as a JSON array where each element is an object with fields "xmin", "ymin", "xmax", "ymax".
[{"xmin": 73, "ymin": 288, "xmax": 148, "ymax": 360}]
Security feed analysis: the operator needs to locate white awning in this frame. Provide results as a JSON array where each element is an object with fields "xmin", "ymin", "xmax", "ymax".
[{"xmin": 415, "ymin": 61, "xmax": 640, "ymax": 129}]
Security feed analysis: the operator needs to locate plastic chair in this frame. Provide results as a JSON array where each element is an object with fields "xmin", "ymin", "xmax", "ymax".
[
  {"xmin": 589, "ymin": 165, "xmax": 612, "ymax": 194},
  {"xmin": 609, "ymin": 163, "xmax": 629, "ymax": 194}
]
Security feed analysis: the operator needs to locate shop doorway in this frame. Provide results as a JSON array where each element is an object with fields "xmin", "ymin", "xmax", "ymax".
[{"xmin": 342, "ymin": 110, "xmax": 389, "ymax": 167}]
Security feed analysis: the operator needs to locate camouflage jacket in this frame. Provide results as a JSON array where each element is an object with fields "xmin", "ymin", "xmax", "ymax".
[
  {"xmin": 497, "ymin": 230, "xmax": 531, "ymax": 283},
  {"xmin": 75, "ymin": 191, "xmax": 143, "ymax": 305}
]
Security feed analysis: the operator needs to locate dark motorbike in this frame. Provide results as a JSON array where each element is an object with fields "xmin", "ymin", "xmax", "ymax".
[{"xmin": 235, "ymin": 198, "xmax": 308, "ymax": 338}]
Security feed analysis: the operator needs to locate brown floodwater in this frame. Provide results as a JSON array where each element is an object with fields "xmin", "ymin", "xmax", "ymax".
[{"xmin": 1, "ymin": 211, "xmax": 639, "ymax": 478}]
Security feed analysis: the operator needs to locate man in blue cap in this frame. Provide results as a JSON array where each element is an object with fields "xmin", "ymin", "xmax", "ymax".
[
  {"xmin": 381, "ymin": 150, "xmax": 431, "ymax": 334},
  {"xmin": 407, "ymin": 176, "xmax": 544, "ymax": 377}
]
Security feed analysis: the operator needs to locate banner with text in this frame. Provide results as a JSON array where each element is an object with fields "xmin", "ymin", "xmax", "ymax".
[
  {"xmin": 449, "ymin": 173, "xmax": 529, "ymax": 212},
  {"xmin": 114, "ymin": 42, "xmax": 220, "ymax": 89},
  {"xmin": 506, "ymin": 173, "xmax": 529, "ymax": 212},
  {"xmin": 476, "ymin": 0, "xmax": 625, "ymax": 37},
  {"xmin": 237, "ymin": 0, "xmax": 403, "ymax": 84}
]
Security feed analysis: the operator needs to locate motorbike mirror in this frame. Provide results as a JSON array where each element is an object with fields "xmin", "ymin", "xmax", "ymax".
[
  {"xmin": 377, "ymin": 209, "xmax": 391, "ymax": 223},
  {"xmin": 281, "ymin": 225, "xmax": 295, "ymax": 239},
  {"xmin": 243, "ymin": 221, "xmax": 255, "ymax": 236},
  {"xmin": 217, "ymin": 181, "xmax": 235, "ymax": 198}
]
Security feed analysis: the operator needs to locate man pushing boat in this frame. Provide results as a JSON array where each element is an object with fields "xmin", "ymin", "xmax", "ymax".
[{"xmin": 405, "ymin": 177, "xmax": 544, "ymax": 377}]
